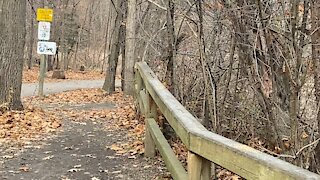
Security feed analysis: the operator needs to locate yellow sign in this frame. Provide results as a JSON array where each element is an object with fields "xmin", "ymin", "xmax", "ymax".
[{"xmin": 37, "ymin": 8, "xmax": 53, "ymax": 22}]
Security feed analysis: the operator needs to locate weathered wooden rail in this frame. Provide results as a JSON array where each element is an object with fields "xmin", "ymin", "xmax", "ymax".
[{"xmin": 134, "ymin": 62, "xmax": 320, "ymax": 180}]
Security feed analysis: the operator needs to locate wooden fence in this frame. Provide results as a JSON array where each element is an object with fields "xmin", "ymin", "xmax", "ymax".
[{"xmin": 134, "ymin": 61, "xmax": 320, "ymax": 180}]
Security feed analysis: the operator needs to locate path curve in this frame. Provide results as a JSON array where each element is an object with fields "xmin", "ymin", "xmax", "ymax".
[{"xmin": 21, "ymin": 79, "xmax": 121, "ymax": 97}]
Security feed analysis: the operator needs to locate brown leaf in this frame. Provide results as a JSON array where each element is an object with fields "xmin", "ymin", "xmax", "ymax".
[{"xmin": 19, "ymin": 166, "xmax": 30, "ymax": 172}]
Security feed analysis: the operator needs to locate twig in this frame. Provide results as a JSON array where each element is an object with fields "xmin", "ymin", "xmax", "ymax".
[
  {"xmin": 257, "ymin": 145, "xmax": 296, "ymax": 159},
  {"xmin": 296, "ymin": 138, "xmax": 320, "ymax": 157}
]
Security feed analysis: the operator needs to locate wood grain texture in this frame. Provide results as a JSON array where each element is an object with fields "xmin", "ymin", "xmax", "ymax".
[
  {"xmin": 188, "ymin": 151, "xmax": 211, "ymax": 180},
  {"xmin": 190, "ymin": 131, "xmax": 320, "ymax": 180},
  {"xmin": 144, "ymin": 125, "xmax": 156, "ymax": 157}
]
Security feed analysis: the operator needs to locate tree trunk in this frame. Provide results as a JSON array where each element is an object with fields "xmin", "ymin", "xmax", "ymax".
[
  {"xmin": 120, "ymin": 24, "xmax": 126, "ymax": 91},
  {"xmin": 311, "ymin": 0, "xmax": 320, "ymax": 167},
  {"xmin": 47, "ymin": 56, "xmax": 53, "ymax": 71},
  {"xmin": 73, "ymin": 6, "xmax": 89, "ymax": 70},
  {"xmin": 59, "ymin": 0, "xmax": 69, "ymax": 71},
  {"xmin": 0, "ymin": 0, "xmax": 26, "ymax": 110},
  {"xmin": 102, "ymin": 0, "xmax": 123, "ymax": 94},
  {"xmin": 123, "ymin": 0, "xmax": 137, "ymax": 95},
  {"xmin": 27, "ymin": 0, "xmax": 34, "ymax": 70},
  {"xmin": 120, "ymin": 1, "xmax": 127, "ymax": 91},
  {"xmin": 165, "ymin": 0, "xmax": 176, "ymax": 95}
]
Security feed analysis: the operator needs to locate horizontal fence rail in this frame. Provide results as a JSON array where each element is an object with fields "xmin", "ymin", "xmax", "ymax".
[{"xmin": 134, "ymin": 61, "xmax": 320, "ymax": 180}]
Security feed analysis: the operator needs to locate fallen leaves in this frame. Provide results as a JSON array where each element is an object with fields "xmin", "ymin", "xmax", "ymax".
[
  {"xmin": 42, "ymin": 155, "xmax": 54, "ymax": 160},
  {"xmin": 0, "ymin": 87, "xmax": 171, "ymax": 180},
  {"xmin": 25, "ymin": 88, "xmax": 147, "ymax": 159},
  {"xmin": 217, "ymin": 169, "xmax": 241, "ymax": 180},
  {"xmin": 171, "ymin": 139, "xmax": 188, "ymax": 166},
  {"xmin": 108, "ymin": 140, "xmax": 144, "ymax": 157},
  {"xmin": 2, "ymin": 155, "xmax": 14, "ymax": 159},
  {"xmin": 110, "ymin": 144, "xmax": 124, "ymax": 152},
  {"xmin": 0, "ymin": 105, "xmax": 61, "ymax": 145},
  {"xmin": 68, "ymin": 164, "xmax": 84, "ymax": 172},
  {"xmin": 67, "ymin": 168, "xmax": 83, "ymax": 172},
  {"xmin": 19, "ymin": 166, "xmax": 30, "ymax": 172}
]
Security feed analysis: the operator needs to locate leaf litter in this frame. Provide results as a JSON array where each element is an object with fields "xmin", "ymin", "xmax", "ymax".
[
  {"xmin": 0, "ymin": 105, "xmax": 61, "ymax": 146},
  {"xmin": 0, "ymin": 87, "xmax": 168, "ymax": 180},
  {"xmin": 25, "ymin": 88, "xmax": 147, "ymax": 159},
  {"xmin": 21, "ymin": 88, "xmax": 178, "ymax": 179}
]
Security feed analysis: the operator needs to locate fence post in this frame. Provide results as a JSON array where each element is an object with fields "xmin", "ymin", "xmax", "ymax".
[
  {"xmin": 188, "ymin": 151, "xmax": 211, "ymax": 180},
  {"xmin": 145, "ymin": 97, "xmax": 158, "ymax": 157},
  {"xmin": 143, "ymin": 90, "xmax": 156, "ymax": 157},
  {"xmin": 135, "ymin": 68, "xmax": 144, "ymax": 111},
  {"xmin": 134, "ymin": 68, "xmax": 142, "ymax": 97},
  {"xmin": 136, "ymin": 67, "xmax": 157, "ymax": 158}
]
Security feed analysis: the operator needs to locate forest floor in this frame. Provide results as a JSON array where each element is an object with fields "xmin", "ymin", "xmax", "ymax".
[{"xmin": 0, "ymin": 70, "xmax": 171, "ymax": 180}]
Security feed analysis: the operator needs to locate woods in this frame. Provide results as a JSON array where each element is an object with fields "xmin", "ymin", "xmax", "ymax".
[
  {"xmin": 131, "ymin": 0, "xmax": 320, "ymax": 173},
  {"xmin": 1, "ymin": 0, "xmax": 320, "ymax": 177}
]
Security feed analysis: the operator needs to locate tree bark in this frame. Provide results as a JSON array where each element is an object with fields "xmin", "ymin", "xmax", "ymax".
[
  {"xmin": 123, "ymin": 0, "xmax": 137, "ymax": 95},
  {"xmin": 0, "ymin": 0, "xmax": 26, "ymax": 110},
  {"xmin": 102, "ymin": 0, "xmax": 124, "ymax": 94},
  {"xmin": 27, "ymin": 0, "xmax": 35, "ymax": 70},
  {"xmin": 311, "ymin": 0, "xmax": 320, "ymax": 167},
  {"xmin": 165, "ymin": 0, "xmax": 176, "ymax": 95}
]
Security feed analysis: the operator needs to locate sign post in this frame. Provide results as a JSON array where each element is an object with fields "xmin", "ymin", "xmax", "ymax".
[{"xmin": 37, "ymin": 7, "xmax": 55, "ymax": 97}]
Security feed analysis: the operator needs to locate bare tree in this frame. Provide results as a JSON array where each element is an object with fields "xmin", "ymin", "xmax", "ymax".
[
  {"xmin": 102, "ymin": 0, "xmax": 125, "ymax": 94},
  {"xmin": 165, "ymin": 0, "xmax": 176, "ymax": 95},
  {"xmin": 26, "ymin": 0, "xmax": 35, "ymax": 70}
]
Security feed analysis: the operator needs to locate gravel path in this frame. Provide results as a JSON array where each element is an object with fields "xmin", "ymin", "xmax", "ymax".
[{"xmin": 21, "ymin": 80, "xmax": 121, "ymax": 97}]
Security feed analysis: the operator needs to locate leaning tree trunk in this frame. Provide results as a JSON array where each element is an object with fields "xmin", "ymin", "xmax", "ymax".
[
  {"xmin": 0, "ymin": 0, "xmax": 26, "ymax": 110},
  {"xmin": 102, "ymin": 0, "xmax": 123, "ymax": 94}
]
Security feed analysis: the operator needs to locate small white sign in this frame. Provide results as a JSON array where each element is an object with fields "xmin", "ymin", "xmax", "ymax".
[
  {"xmin": 38, "ymin": 22, "xmax": 51, "ymax": 40},
  {"xmin": 37, "ymin": 41, "xmax": 57, "ymax": 55}
]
